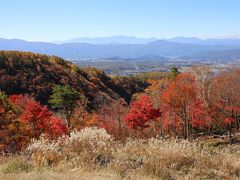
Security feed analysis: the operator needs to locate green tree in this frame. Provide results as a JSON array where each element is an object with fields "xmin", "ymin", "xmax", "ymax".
[
  {"xmin": 169, "ymin": 66, "xmax": 180, "ymax": 80},
  {"xmin": 0, "ymin": 91, "xmax": 11, "ymax": 110},
  {"xmin": 49, "ymin": 85, "xmax": 81, "ymax": 128}
]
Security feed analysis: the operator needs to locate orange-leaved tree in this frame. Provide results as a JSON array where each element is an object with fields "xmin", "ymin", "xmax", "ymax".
[{"xmin": 162, "ymin": 73, "xmax": 210, "ymax": 139}]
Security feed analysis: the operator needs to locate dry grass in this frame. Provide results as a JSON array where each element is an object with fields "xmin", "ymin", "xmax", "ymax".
[{"xmin": 0, "ymin": 127, "xmax": 240, "ymax": 179}]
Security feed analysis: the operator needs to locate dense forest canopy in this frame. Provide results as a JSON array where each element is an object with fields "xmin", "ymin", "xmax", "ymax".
[{"xmin": 0, "ymin": 51, "xmax": 147, "ymax": 109}]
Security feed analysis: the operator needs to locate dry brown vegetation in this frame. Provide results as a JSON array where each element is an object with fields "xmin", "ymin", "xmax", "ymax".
[{"xmin": 0, "ymin": 127, "xmax": 240, "ymax": 180}]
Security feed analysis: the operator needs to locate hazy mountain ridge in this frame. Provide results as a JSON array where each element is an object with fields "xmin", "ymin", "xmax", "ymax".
[
  {"xmin": 184, "ymin": 49, "xmax": 240, "ymax": 60},
  {"xmin": 1, "ymin": 37, "xmax": 240, "ymax": 60},
  {"xmin": 56, "ymin": 36, "xmax": 240, "ymax": 46},
  {"xmin": 55, "ymin": 36, "xmax": 158, "ymax": 44},
  {"xmin": 169, "ymin": 37, "xmax": 240, "ymax": 46}
]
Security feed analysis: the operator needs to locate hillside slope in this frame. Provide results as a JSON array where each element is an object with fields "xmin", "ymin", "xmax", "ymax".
[{"xmin": 0, "ymin": 51, "xmax": 146, "ymax": 109}]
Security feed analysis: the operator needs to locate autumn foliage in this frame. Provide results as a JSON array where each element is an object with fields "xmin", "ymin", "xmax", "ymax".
[
  {"xmin": 2, "ymin": 50, "xmax": 240, "ymax": 153},
  {"xmin": 0, "ymin": 93, "xmax": 68, "ymax": 152},
  {"xmin": 0, "ymin": 51, "xmax": 146, "ymax": 109},
  {"xmin": 11, "ymin": 95, "xmax": 68, "ymax": 138},
  {"xmin": 125, "ymin": 95, "xmax": 161, "ymax": 129},
  {"xmin": 127, "ymin": 68, "xmax": 240, "ymax": 140},
  {"xmin": 161, "ymin": 73, "xmax": 208, "ymax": 139}
]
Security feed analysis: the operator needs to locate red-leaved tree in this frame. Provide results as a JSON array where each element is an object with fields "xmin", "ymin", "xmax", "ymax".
[
  {"xmin": 10, "ymin": 94, "xmax": 68, "ymax": 139},
  {"xmin": 125, "ymin": 95, "xmax": 161, "ymax": 130}
]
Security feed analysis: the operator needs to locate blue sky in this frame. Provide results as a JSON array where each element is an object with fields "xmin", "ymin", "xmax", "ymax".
[{"xmin": 0, "ymin": 0, "xmax": 240, "ymax": 41}]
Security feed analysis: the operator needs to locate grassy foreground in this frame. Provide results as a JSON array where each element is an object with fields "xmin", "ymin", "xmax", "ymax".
[{"xmin": 0, "ymin": 128, "xmax": 240, "ymax": 180}]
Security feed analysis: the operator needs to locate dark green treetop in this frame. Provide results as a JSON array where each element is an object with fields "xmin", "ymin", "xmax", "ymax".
[
  {"xmin": 169, "ymin": 66, "xmax": 181, "ymax": 80},
  {"xmin": 49, "ymin": 85, "xmax": 81, "ymax": 128}
]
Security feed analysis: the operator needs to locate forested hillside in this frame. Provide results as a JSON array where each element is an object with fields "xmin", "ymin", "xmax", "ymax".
[
  {"xmin": 1, "ymin": 51, "xmax": 240, "ymax": 179},
  {"xmin": 0, "ymin": 51, "xmax": 146, "ymax": 109}
]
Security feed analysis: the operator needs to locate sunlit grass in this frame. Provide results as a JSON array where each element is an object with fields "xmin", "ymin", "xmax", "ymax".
[{"xmin": 0, "ymin": 127, "xmax": 240, "ymax": 179}]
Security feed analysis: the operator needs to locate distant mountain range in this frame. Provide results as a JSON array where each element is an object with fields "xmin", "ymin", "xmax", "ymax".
[
  {"xmin": 56, "ymin": 36, "xmax": 240, "ymax": 46},
  {"xmin": 185, "ymin": 49, "xmax": 240, "ymax": 61},
  {"xmin": 168, "ymin": 37, "xmax": 240, "ymax": 46},
  {"xmin": 1, "ymin": 36, "xmax": 240, "ymax": 60},
  {"xmin": 55, "ymin": 36, "xmax": 158, "ymax": 44}
]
